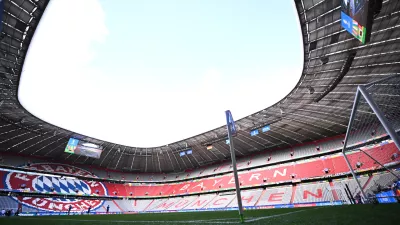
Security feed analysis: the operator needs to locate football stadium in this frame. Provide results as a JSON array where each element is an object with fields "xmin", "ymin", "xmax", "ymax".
[{"xmin": 0, "ymin": 0, "xmax": 400, "ymax": 224}]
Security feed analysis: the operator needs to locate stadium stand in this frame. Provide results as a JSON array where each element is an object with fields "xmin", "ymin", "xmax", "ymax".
[
  {"xmin": 363, "ymin": 171, "xmax": 400, "ymax": 195},
  {"xmin": 293, "ymin": 182, "xmax": 335, "ymax": 204},
  {"xmin": 115, "ymin": 199, "xmax": 148, "ymax": 212},
  {"xmin": 167, "ymin": 195, "xmax": 199, "ymax": 211},
  {"xmin": 0, "ymin": 134, "xmax": 348, "ymax": 182},
  {"xmin": 0, "ymin": 136, "xmax": 396, "ymax": 186},
  {"xmin": 0, "ymin": 1, "xmax": 399, "ymax": 220},
  {"xmin": 228, "ymin": 189, "xmax": 263, "ymax": 207},
  {"xmin": 332, "ymin": 176, "xmax": 369, "ymax": 202},
  {"xmin": 145, "ymin": 198, "xmax": 170, "ymax": 212},
  {"xmin": 1, "ymin": 168, "xmax": 398, "ymax": 213},
  {"xmin": 255, "ymin": 186, "xmax": 292, "ymax": 206},
  {"xmin": 0, "ymin": 196, "xmax": 18, "ymax": 211},
  {"xmin": 1, "ymin": 140, "xmax": 398, "ymax": 202},
  {"xmin": 204, "ymin": 193, "xmax": 236, "ymax": 209},
  {"xmin": 182, "ymin": 194, "xmax": 217, "ymax": 210},
  {"xmin": 102, "ymin": 200, "xmax": 122, "ymax": 213}
]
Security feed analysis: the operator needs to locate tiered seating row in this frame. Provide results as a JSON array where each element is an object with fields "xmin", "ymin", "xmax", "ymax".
[
  {"xmin": 2, "ymin": 170, "xmax": 398, "ymax": 213},
  {"xmin": 0, "ymin": 132, "xmax": 392, "ymax": 183},
  {"xmin": 0, "ymin": 135, "xmax": 348, "ymax": 182},
  {"xmin": 1, "ymin": 142, "xmax": 398, "ymax": 198},
  {"xmin": 104, "ymin": 142, "xmax": 399, "ymax": 197}
]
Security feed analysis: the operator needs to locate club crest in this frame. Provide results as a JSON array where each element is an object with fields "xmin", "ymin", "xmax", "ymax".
[{"xmin": 5, "ymin": 163, "xmax": 108, "ymax": 212}]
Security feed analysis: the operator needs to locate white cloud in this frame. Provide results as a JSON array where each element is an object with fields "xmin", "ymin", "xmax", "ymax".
[{"xmin": 19, "ymin": 1, "xmax": 302, "ymax": 148}]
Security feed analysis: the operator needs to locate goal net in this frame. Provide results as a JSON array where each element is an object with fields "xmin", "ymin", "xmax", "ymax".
[{"xmin": 342, "ymin": 75, "xmax": 400, "ymax": 204}]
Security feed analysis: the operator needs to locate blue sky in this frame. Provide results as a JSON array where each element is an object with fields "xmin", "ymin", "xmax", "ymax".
[{"xmin": 19, "ymin": 0, "xmax": 303, "ymax": 147}]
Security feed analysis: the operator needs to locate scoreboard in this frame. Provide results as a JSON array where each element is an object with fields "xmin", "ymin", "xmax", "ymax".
[{"xmin": 65, "ymin": 138, "xmax": 103, "ymax": 159}]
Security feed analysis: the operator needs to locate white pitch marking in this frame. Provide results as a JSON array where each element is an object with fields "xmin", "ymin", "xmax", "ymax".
[
  {"xmin": 20, "ymin": 208, "xmax": 314, "ymax": 224},
  {"xmin": 245, "ymin": 208, "xmax": 315, "ymax": 222}
]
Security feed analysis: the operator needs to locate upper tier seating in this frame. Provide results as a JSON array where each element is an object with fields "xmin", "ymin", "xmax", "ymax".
[
  {"xmin": 0, "ymin": 131, "xmax": 392, "ymax": 184},
  {"xmin": 0, "ymin": 135, "xmax": 349, "ymax": 181}
]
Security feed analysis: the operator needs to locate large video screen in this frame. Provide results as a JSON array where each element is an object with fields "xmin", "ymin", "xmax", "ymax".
[
  {"xmin": 65, "ymin": 138, "xmax": 103, "ymax": 159},
  {"xmin": 341, "ymin": 0, "xmax": 372, "ymax": 44}
]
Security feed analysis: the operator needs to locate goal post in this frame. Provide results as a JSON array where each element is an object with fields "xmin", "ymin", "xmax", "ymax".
[{"xmin": 342, "ymin": 75, "xmax": 400, "ymax": 203}]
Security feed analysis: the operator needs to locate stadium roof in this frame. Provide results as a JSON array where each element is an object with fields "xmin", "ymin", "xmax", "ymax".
[{"xmin": 0, "ymin": 0, "xmax": 399, "ymax": 173}]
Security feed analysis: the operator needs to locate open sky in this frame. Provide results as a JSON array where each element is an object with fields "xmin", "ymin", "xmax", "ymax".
[{"xmin": 19, "ymin": 0, "xmax": 303, "ymax": 148}]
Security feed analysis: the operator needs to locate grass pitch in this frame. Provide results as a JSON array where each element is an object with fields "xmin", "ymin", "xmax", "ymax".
[{"xmin": 0, "ymin": 204, "xmax": 398, "ymax": 225}]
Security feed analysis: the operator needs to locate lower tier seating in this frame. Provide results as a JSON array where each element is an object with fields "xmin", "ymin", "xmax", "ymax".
[{"xmin": 1, "ymin": 170, "xmax": 398, "ymax": 213}]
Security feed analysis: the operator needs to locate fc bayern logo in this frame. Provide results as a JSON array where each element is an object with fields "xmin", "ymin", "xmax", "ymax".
[{"xmin": 5, "ymin": 163, "xmax": 108, "ymax": 212}]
